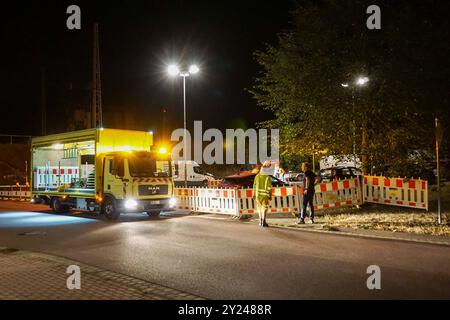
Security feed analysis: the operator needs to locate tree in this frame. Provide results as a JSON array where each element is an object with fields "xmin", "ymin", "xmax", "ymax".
[{"xmin": 250, "ymin": 0, "xmax": 449, "ymax": 176}]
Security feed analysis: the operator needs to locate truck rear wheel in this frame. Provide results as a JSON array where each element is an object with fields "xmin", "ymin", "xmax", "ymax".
[
  {"xmin": 102, "ymin": 197, "xmax": 120, "ymax": 220},
  {"xmin": 51, "ymin": 197, "xmax": 69, "ymax": 214}
]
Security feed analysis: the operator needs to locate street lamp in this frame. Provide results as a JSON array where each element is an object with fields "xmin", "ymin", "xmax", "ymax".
[
  {"xmin": 168, "ymin": 64, "xmax": 200, "ymax": 188},
  {"xmin": 356, "ymin": 76, "xmax": 369, "ymax": 86},
  {"xmin": 341, "ymin": 76, "xmax": 370, "ymax": 166}
]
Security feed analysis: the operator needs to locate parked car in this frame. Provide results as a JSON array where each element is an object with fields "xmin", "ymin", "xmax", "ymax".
[
  {"xmin": 219, "ymin": 173, "xmax": 287, "ymax": 188},
  {"xmin": 284, "ymin": 171, "xmax": 304, "ymax": 185},
  {"xmin": 319, "ymin": 166, "xmax": 362, "ymax": 182}
]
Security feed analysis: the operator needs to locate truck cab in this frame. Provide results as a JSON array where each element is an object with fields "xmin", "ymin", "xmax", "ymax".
[{"xmin": 100, "ymin": 151, "xmax": 175, "ymax": 219}]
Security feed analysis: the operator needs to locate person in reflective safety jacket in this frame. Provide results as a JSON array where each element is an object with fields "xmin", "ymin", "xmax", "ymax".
[{"xmin": 253, "ymin": 162, "xmax": 272, "ymax": 227}]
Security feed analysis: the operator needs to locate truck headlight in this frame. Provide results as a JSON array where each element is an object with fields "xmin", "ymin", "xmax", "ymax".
[
  {"xmin": 169, "ymin": 197, "xmax": 177, "ymax": 208},
  {"xmin": 124, "ymin": 198, "xmax": 138, "ymax": 210}
]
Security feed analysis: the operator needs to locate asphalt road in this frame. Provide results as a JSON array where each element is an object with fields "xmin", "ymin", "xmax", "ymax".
[{"xmin": 0, "ymin": 201, "xmax": 449, "ymax": 299}]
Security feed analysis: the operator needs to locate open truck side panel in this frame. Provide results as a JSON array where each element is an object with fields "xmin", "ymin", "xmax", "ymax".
[{"xmin": 31, "ymin": 128, "xmax": 175, "ymax": 219}]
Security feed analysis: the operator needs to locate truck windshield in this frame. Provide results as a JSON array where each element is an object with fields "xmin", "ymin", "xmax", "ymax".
[{"xmin": 128, "ymin": 153, "xmax": 171, "ymax": 177}]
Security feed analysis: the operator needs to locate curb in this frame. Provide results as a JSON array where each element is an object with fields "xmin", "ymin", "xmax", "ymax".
[{"xmin": 266, "ymin": 222, "xmax": 450, "ymax": 247}]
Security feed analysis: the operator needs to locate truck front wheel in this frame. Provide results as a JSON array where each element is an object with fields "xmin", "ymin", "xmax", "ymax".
[
  {"xmin": 102, "ymin": 197, "xmax": 120, "ymax": 220},
  {"xmin": 146, "ymin": 210, "xmax": 161, "ymax": 218}
]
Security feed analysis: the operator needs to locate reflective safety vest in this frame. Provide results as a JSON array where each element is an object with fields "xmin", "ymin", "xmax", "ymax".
[{"xmin": 253, "ymin": 173, "xmax": 272, "ymax": 202}]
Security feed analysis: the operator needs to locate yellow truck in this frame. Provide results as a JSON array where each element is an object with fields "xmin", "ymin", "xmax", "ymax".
[{"xmin": 31, "ymin": 128, "xmax": 175, "ymax": 220}]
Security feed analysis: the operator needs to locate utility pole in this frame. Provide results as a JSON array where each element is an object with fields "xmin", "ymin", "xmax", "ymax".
[
  {"xmin": 92, "ymin": 23, "xmax": 103, "ymax": 128},
  {"xmin": 41, "ymin": 67, "xmax": 46, "ymax": 135},
  {"xmin": 162, "ymin": 108, "xmax": 167, "ymax": 139},
  {"xmin": 25, "ymin": 160, "xmax": 28, "ymax": 186},
  {"xmin": 183, "ymin": 76, "xmax": 187, "ymax": 188},
  {"xmin": 435, "ymin": 115, "xmax": 441, "ymax": 225}
]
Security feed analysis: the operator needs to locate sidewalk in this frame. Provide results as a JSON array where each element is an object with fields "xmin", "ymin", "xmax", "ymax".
[
  {"xmin": 0, "ymin": 247, "xmax": 202, "ymax": 300},
  {"xmin": 262, "ymin": 217, "xmax": 450, "ymax": 246}
]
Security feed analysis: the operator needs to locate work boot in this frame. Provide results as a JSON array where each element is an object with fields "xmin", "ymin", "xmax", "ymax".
[
  {"xmin": 308, "ymin": 219, "xmax": 315, "ymax": 224},
  {"xmin": 297, "ymin": 219, "xmax": 305, "ymax": 225},
  {"xmin": 262, "ymin": 220, "xmax": 269, "ymax": 228}
]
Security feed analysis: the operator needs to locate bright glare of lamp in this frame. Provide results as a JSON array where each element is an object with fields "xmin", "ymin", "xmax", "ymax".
[
  {"xmin": 341, "ymin": 83, "xmax": 349, "ymax": 88},
  {"xmin": 124, "ymin": 198, "xmax": 138, "ymax": 210},
  {"xmin": 168, "ymin": 64, "xmax": 180, "ymax": 76},
  {"xmin": 169, "ymin": 197, "xmax": 177, "ymax": 208},
  {"xmin": 158, "ymin": 147, "xmax": 168, "ymax": 155},
  {"xmin": 356, "ymin": 76, "xmax": 369, "ymax": 86},
  {"xmin": 189, "ymin": 65, "xmax": 199, "ymax": 74}
]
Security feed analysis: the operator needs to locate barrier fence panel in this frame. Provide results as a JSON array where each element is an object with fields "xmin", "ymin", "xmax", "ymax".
[
  {"xmin": 237, "ymin": 189, "xmax": 256, "ymax": 215},
  {"xmin": 34, "ymin": 166, "xmax": 80, "ymax": 189},
  {"xmin": 174, "ymin": 188, "xmax": 196, "ymax": 211},
  {"xmin": 363, "ymin": 176, "xmax": 428, "ymax": 210},
  {"xmin": 0, "ymin": 186, "xmax": 31, "ymax": 201},
  {"xmin": 313, "ymin": 178, "xmax": 362, "ymax": 211},
  {"xmin": 195, "ymin": 188, "xmax": 237, "ymax": 215},
  {"xmin": 237, "ymin": 186, "xmax": 299, "ymax": 216},
  {"xmin": 1, "ymin": 175, "xmax": 429, "ymax": 213}
]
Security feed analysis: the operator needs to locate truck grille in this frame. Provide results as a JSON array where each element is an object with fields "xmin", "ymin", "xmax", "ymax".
[{"xmin": 138, "ymin": 185, "xmax": 169, "ymax": 196}]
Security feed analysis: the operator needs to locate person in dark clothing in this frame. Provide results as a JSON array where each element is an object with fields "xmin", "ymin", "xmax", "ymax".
[{"xmin": 298, "ymin": 162, "xmax": 319, "ymax": 224}]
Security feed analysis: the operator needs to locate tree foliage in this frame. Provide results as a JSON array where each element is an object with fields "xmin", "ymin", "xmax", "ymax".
[{"xmin": 250, "ymin": 0, "xmax": 449, "ymax": 176}]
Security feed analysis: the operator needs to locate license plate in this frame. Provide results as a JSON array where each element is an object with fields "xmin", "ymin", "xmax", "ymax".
[{"xmin": 150, "ymin": 200, "xmax": 161, "ymax": 205}]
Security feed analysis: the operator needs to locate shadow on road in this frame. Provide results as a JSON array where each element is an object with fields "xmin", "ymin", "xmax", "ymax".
[
  {"xmin": 0, "ymin": 201, "xmax": 192, "ymax": 224},
  {"xmin": 33, "ymin": 210, "xmax": 192, "ymax": 223}
]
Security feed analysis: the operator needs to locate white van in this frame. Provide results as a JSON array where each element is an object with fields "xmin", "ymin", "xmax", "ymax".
[{"xmin": 173, "ymin": 161, "xmax": 216, "ymax": 187}]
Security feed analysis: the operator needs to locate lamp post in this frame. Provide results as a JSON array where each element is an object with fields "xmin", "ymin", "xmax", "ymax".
[
  {"xmin": 341, "ymin": 76, "xmax": 369, "ymax": 168},
  {"xmin": 168, "ymin": 64, "xmax": 200, "ymax": 188},
  {"xmin": 435, "ymin": 115, "xmax": 442, "ymax": 225}
]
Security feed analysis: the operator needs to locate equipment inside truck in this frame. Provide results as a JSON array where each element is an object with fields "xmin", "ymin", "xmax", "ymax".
[{"xmin": 32, "ymin": 140, "xmax": 96, "ymax": 193}]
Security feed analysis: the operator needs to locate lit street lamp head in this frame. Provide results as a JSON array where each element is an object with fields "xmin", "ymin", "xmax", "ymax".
[
  {"xmin": 356, "ymin": 76, "xmax": 369, "ymax": 86},
  {"xmin": 168, "ymin": 64, "xmax": 180, "ymax": 76},
  {"xmin": 167, "ymin": 64, "xmax": 200, "ymax": 77},
  {"xmin": 189, "ymin": 65, "xmax": 200, "ymax": 74}
]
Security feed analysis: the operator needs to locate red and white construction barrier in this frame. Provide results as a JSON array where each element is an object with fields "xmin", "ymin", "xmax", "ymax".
[
  {"xmin": 313, "ymin": 178, "xmax": 361, "ymax": 210},
  {"xmin": 174, "ymin": 188, "xmax": 196, "ymax": 211},
  {"xmin": 363, "ymin": 176, "xmax": 428, "ymax": 210},
  {"xmin": 0, "ymin": 186, "xmax": 31, "ymax": 201},
  {"xmin": 174, "ymin": 175, "xmax": 429, "ymax": 216},
  {"xmin": 237, "ymin": 186, "xmax": 299, "ymax": 215},
  {"xmin": 34, "ymin": 166, "xmax": 80, "ymax": 188},
  {"xmin": 195, "ymin": 188, "xmax": 237, "ymax": 215}
]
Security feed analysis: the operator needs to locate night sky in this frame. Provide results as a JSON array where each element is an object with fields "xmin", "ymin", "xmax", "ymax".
[{"xmin": 1, "ymin": 0, "xmax": 294, "ymax": 139}]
